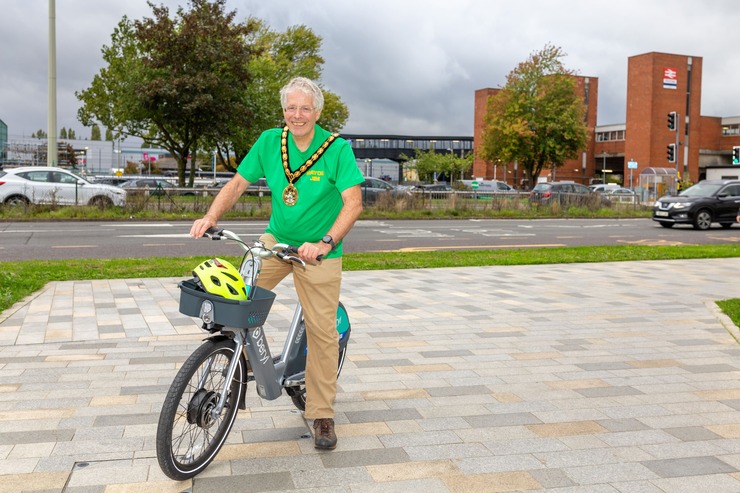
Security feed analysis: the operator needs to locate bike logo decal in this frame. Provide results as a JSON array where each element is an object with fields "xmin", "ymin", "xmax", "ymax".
[
  {"xmin": 336, "ymin": 307, "xmax": 350, "ymax": 334},
  {"xmin": 252, "ymin": 328, "xmax": 270, "ymax": 365},
  {"xmin": 294, "ymin": 323, "xmax": 306, "ymax": 345}
]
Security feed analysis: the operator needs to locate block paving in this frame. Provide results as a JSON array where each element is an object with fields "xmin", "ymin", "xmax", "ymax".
[{"xmin": 0, "ymin": 258, "xmax": 740, "ymax": 492}]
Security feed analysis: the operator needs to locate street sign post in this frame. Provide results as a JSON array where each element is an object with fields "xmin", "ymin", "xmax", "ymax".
[{"xmin": 627, "ymin": 160, "xmax": 638, "ymax": 188}]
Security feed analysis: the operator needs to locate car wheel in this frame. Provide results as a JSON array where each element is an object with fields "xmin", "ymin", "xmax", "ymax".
[
  {"xmin": 692, "ymin": 210, "xmax": 712, "ymax": 230},
  {"xmin": 89, "ymin": 196, "xmax": 114, "ymax": 208},
  {"xmin": 4, "ymin": 195, "xmax": 30, "ymax": 207},
  {"xmin": 659, "ymin": 222, "xmax": 674, "ymax": 228}
]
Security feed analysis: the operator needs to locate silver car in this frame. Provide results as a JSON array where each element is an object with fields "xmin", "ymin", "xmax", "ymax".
[{"xmin": 0, "ymin": 166, "xmax": 126, "ymax": 207}]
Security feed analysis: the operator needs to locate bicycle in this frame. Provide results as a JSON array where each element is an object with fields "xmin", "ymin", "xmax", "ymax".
[{"xmin": 156, "ymin": 228, "xmax": 351, "ymax": 480}]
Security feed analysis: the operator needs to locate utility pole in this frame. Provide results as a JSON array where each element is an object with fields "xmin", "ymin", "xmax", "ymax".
[{"xmin": 47, "ymin": 0, "xmax": 58, "ymax": 167}]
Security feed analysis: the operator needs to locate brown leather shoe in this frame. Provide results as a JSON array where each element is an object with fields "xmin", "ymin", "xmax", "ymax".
[{"xmin": 313, "ymin": 418, "xmax": 337, "ymax": 450}]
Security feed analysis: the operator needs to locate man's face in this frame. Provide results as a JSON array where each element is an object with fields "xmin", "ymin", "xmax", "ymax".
[{"xmin": 283, "ymin": 90, "xmax": 321, "ymax": 140}]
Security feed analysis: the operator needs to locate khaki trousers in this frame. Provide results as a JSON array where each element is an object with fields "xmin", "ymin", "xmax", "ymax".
[{"xmin": 255, "ymin": 234, "xmax": 341, "ymax": 419}]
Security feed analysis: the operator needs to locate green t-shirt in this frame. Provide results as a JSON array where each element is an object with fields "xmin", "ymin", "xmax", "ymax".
[{"xmin": 237, "ymin": 125, "xmax": 363, "ymax": 258}]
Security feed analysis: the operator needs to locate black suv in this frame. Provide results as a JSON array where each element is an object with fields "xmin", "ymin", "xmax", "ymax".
[{"xmin": 652, "ymin": 179, "xmax": 740, "ymax": 230}]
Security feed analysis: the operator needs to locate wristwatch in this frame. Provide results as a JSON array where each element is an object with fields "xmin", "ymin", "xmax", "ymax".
[{"xmin": 321, "ymin": 234, "xmax": 336, "ymax": 251}]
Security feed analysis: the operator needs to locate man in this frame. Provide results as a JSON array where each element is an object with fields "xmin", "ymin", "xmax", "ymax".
[{"xmin": 190, "ymin": 77, "xmax": 363, "ymax": 449}]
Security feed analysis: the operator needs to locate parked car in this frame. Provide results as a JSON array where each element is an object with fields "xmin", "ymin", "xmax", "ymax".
[
  {"xmin": 120, "ymin": 178, "xmax": 196, "ymax": 196},
  {"xmin": 91, "ymin": 176, "xmax": 129, "ymax": 187},
  {"xmin": 603, "ymin": 187, "xmax": 639, "ymax": 204},
  {"xmin": 652, "ymin": 179, "xmax": 740, "ymax": 230},
  {"xmin": 208, "ymin": 177, "xmax": 271, "ymax": 197},
  {"xmin": 360, "ymin": 176, "xmax": 410, "ymax": 204},
  {"xmin": 529, "ymin": 181, "xmax": 593, "ymax": 205},
  {"xmin": 0, "ymin": 166, "xmax": 126, "ymax": 207},
  {"xmin": 412, "ymin": 183, "xmax": 453, "ymax": 192}
]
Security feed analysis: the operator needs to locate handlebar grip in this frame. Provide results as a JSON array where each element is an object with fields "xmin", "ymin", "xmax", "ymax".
[
  {"xmin": 281, "ymin": 245, "xmax": 323, "ymax": 262},
  {"xmin": 204, "ymin": 227, "xmax": 223, "ymax": 239}
]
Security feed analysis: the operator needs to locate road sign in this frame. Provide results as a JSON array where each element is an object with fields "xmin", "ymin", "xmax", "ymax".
[
  {"xmin": 471, "ymin": 181, "xmax": 479, "ymax": 190},
  {"xmin": 627, "ymin": 161, "xmax": 638, "ymax": 169}
]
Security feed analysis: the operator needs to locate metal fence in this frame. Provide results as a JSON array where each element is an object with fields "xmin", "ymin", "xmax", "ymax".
[{"xmin": 119, "ymin": 187, "xmax": 646, "ymax": 214}]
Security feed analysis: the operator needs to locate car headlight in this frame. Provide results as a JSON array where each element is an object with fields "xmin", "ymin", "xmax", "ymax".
[
  {"xmin": 653, "ymin": 201, "xmax": 662, "ymax": 207},
  {"xmin": 672, "ymin": 202, "xmax": 688, "ymax": 209}
]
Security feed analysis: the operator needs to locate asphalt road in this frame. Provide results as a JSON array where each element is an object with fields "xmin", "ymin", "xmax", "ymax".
[{"xmin": 1, "ymin": 218, "xmax": 738, "ymax": 262}]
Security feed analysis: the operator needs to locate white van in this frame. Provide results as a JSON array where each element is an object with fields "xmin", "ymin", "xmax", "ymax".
[
  {"xmin": 588, "ymin": 183, "xmax": 621, "ymax": 193},
  {"xmin": 458, "ymin": 179, "xmax": 516, "ymax": 193}
]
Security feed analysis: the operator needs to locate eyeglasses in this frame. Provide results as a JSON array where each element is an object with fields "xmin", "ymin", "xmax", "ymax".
[{"xmin": 283, "ymin": 105, "xmax": 315, "ymax": 114}]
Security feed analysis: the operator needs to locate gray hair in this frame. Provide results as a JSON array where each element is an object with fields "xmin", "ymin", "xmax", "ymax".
[{"xmin": 279, "ymin": 77, "xmax": 324, "ymax": 112}]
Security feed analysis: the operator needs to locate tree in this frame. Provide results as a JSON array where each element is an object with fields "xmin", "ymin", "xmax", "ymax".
[
  {"xmin": 91, "ymin": 124, "xmax": 101, "ymax": 141},
  {"xmin": 60, "ymin": 128, "xmax": 68, "ymax": 139},
  {"xmin": 480, "ymin": 44, "xmax": 588, "ymax": 187},
  {"xmin": 77, "ymin": 0, "xmax": 259, "ymax": 186},
  {"xmin": 403, "ymin": 147, "xmax": 473, "ymax": 183},
  {"xmin": 105, "ymin": 128, "xmax": 114, "ymax": 141},
  {"xmin": 210, "ymin": 21, "xmax": 349, "ymax": 171}
]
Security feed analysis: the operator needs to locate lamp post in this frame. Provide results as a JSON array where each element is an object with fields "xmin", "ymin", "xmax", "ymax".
[
  {"xmin": 602, "ymin": 152, "xmax": 607, "ymax": 184},
  {"xmin": 581, "ymin": 151, "xmax": 587, "ymax": 184},
  {"xmin": 47, "ymin": 0, "xmax": 58, "ymax": 167}
]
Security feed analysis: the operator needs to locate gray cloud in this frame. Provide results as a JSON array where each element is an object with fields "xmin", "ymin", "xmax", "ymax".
[{"xmin": 3, "ymin": 0, "xmax": 739, "ymax": 139}]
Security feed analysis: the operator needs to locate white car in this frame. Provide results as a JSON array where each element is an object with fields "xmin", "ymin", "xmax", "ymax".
[{"xmin": 0, "ymin": 166, "xmax": 126, "ymax": 207}]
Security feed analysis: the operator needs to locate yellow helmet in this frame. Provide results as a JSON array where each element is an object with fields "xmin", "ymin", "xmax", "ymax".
[{"xmin": 192, "ymin": 258, "xmax": 248, "ymax": 301}]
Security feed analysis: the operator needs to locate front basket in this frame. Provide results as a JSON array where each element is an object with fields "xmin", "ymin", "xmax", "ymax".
[{"xmin": 178, "ymin": 278, "xmax": 276, "ymax": 328}]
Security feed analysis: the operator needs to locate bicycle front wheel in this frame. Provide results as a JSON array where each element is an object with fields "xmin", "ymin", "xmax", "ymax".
[{"xmin": 156, "ymin": 338, "xmax": 246, "ymax": 480}]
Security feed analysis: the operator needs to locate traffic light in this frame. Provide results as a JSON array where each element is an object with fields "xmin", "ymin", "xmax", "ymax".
[
  {"xmin": 667, "ymin": 143, "xmax": 676, "ymax": 163},
  {"xmin": 667, "ymin": 111, "xmax": 677, "ymax": 131},
  {"xmin": 733, "ymin": 146, "xmax": 740, "ymax": 165}
]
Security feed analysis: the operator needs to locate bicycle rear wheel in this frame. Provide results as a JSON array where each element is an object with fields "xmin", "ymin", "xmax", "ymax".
[{"xmin": 156, "ymin": 338, "xmax": 246, "ymax": 480}]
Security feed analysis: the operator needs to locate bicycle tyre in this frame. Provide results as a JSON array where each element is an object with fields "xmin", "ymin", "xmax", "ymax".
[
  {"xmin": 290, "ymin": 344, "xmax": 348, "ymax": 412},
  {"xmin": 156, "ymin": 338, "xmax": 246, "ymax": 480}
]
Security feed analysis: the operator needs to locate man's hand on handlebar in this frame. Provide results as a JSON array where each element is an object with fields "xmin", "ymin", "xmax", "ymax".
[
  {"xmin": 297, "ymin": 241, "xmax": 331, "ymax": 263},
  {"xmin": 190, "ymin": 216, "xmax": 218, "ymax": 238}
]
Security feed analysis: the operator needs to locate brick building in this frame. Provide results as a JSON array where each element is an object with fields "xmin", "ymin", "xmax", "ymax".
[{"xmin": 473, "ymin": 51, "xmax": 740, "ymax": 190}]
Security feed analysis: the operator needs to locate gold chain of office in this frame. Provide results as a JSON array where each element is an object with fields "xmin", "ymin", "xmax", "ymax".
[{"xmin": 281, "ymin": 126, "xmax": 339, "ymax": 206}]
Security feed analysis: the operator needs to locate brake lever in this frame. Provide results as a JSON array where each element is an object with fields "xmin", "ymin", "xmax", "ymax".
[{"xmin": 276, "ymin": 247, "xmax": 307, "ymax": 267}]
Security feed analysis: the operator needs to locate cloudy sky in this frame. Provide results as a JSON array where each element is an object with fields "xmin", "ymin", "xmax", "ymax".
[{"xmin": 2, "ymin": 0, "xmax": 739, "ymax": 140}]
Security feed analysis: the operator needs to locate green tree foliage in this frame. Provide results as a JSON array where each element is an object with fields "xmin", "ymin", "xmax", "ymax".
[
  {"xmin": 211, "ymin": 21, "xmax": 349, "ymax": 171},
  {"xmin": 105, "ymin": 128, "xmax": 114, "ymax": 141},
  {"xmin": 91, "ymin": 124, "xmax": 101, "ymax": 141},
  {"xmin": 403, "ymin": 147, "xmax": 473, "ymax": 183},
  {"xmin": 68, "ymin": 129, "xmax": 76, "ymax": 139},
  {"xmin": 60, "ymin": 128, "xmax": 68, "ymax": 139},
  {"xmin": 77, "ymin": 0, "xmax": 259, "ymax": 186},
  {"xmin": 480, "ymin": 44, "xmax": 588, "ymax": 186}
]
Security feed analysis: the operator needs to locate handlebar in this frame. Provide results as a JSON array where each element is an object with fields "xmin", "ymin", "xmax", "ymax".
[{"xmin": 203, "ymin": 227, "xmax": 320, "ymax": 266}]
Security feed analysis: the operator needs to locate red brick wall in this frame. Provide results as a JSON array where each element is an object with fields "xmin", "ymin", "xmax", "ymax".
[
  {"xmin": 473, "ymin": 88, "xmax": 498, "ymax": 179},
  {"xmin": 625, "ymin": 52, "xmax": 703, "ymax": 182}
]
